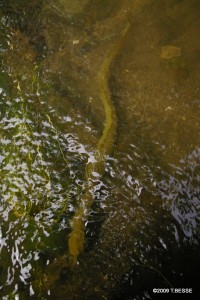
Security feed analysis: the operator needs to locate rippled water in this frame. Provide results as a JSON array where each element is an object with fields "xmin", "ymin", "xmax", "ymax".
[{"xmin": 0, "ymin": 0, "xmax": 200, "ymax": 299}]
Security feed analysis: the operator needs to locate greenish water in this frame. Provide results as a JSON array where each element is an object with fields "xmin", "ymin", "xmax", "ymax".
[{"xmin": 0, "ymin": 0, "xmax": 200, "ymax": 299}]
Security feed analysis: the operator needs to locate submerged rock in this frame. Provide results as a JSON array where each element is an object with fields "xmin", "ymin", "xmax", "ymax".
[{"xmin": 160, "ymin": 45, "xmax": 181, "ymax": 59}]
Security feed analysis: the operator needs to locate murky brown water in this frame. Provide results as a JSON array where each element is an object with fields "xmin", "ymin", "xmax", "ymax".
[{"xmin": 0, "ymin": 0, "xmax": 200, "ymax": 299}]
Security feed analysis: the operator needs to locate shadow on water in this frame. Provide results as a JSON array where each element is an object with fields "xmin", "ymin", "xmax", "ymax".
[{"xmin": 0, "ymin": 0, "xmax": 200, "ymax": 299}]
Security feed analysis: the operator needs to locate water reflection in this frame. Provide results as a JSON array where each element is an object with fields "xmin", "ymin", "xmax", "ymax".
[
  {"xmin": 0, "ymin": 0, "xmax": 200, "ymax": 299},
  {"xmin": 158, "ymin": 148, "xmax": 200, "ymax": 241}
]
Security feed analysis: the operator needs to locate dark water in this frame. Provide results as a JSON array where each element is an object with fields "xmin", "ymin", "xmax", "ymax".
[{"xmin": 0, "ymin": 0, "xmax": 200, "ymax": 299}]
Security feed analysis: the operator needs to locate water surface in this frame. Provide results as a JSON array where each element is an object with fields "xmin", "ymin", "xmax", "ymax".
[{"xmin": 0, "ymin": 0, "xmax": 200, "ymax": 299}]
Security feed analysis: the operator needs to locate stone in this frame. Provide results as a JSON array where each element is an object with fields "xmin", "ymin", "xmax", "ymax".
[{"xmin": 160, "ymin": 45, "xmax": 181, "ymax": 59}]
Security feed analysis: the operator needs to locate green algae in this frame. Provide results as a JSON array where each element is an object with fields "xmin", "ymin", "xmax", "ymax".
[
  {"xmin": 0, "ymin": 27, "xmax": 69, "ymax": 219},
  {"xmin": 0, "ymin": 22, "xmax": 73, "ymax": 298},
  {"xmin": 0, "ymin": 0, "xmax": 200, "ymax": 299}
]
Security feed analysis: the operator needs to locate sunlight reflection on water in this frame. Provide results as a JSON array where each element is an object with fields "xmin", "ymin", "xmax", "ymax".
[{"xmin": 0, "ymin": 0, "xmax": 200, "ymax": 299}]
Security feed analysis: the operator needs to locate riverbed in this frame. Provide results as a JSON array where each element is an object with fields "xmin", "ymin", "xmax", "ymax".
[{"xmin": 0, "ymin": 0, "xmax": 200, "ymax": 299}]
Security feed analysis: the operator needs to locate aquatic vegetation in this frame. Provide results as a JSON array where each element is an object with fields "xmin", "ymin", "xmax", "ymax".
[
  {"xmin": 0, "ymin": 21, "xmax": 74, "ymax": 297},
  {"xmin": 0, "ymin": 26, "xmax": 69, "ymax": 220},
  {"xmin": 0, "ymin": 0, "xmax": 200, "ymax": 298}
]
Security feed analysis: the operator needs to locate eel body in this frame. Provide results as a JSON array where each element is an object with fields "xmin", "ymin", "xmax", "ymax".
[{"xmin": 68, "ymin": 22, "xmax": 130, "ymax": 266}]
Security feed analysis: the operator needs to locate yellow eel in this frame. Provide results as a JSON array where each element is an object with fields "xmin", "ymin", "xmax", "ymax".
[{"xmin": 68, "ymin": 20, "xmax": 130, "ymax": 266}]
